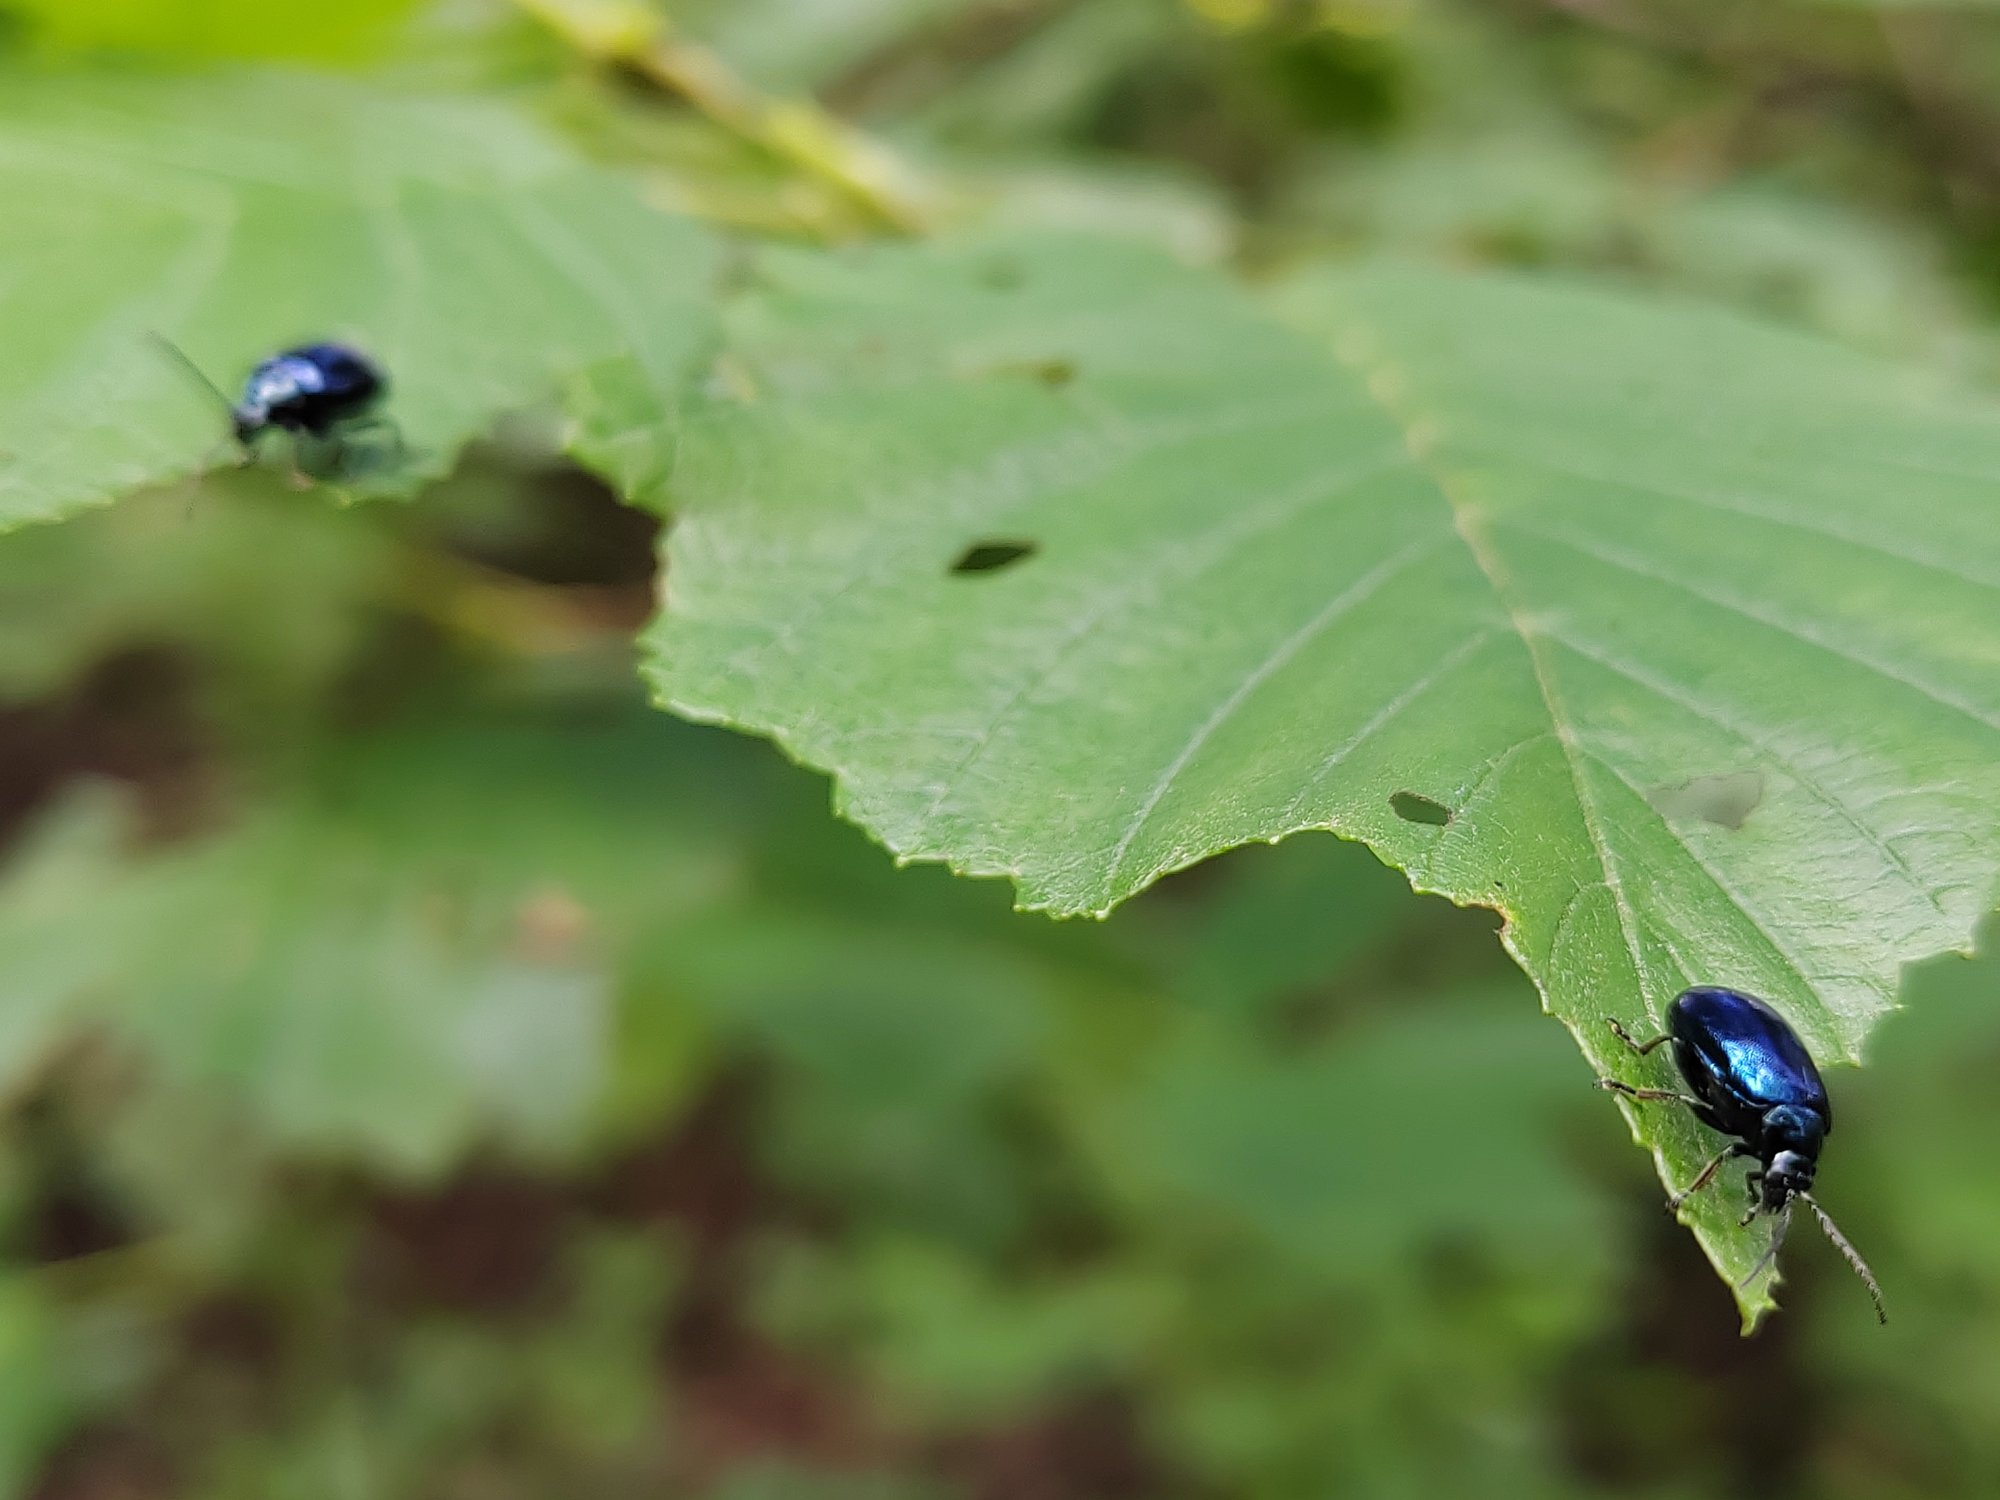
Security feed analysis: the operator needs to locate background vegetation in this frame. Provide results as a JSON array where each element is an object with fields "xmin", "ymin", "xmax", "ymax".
[{"xmin": 7, "ymin": 0, "xmax": 2000, "ymax": 1495}]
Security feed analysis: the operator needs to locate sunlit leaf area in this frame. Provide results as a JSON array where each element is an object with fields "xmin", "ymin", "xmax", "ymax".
[{"xmin": 6, "ymin": 0, "xmax": 2000, "ymax": 1494}]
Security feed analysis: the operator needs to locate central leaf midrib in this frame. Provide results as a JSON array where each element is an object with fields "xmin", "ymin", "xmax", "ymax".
[
  {"xmin": 1321, "ymin": 309, "xmax": 1877, "ymax": 1063},
  {"xmin": 1327, "ymin": 320, "xmax": 1657, "ymax": 1029}
]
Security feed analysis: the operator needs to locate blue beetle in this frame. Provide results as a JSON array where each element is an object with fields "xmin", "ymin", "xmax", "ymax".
[
  {"xmin": 152, "ymin": 336, "xmax": 398, "ymax": 481},
  {"xmin": 231, "ymin": 343, "xmax": 387, "ymax": 451},
  {"xmin": 1598, "ymin": 986, "xmax": 1885, "ymax": 1323}
]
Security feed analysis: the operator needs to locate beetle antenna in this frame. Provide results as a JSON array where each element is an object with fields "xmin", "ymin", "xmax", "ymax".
[
  {"xmin": 146, "ymin": 332, "xmax": 237, "ymax": 416},
  {"xmin": 1798, "ymin": 1192, "xmax": 1887, "ymax": 1325},
  {"xmin": 1737, "ymin": 1206, "xmax": 1790, "ymax": 1291}
]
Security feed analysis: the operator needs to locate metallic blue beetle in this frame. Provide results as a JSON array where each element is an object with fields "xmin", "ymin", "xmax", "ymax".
[
  {"xmin": 231, "ymin": 343, "xmax": 386, "ymax": 450},
  {"xmin": 152, "ymin": 336, "xmax": 396, "ymax": 480},
  {"xmin": 1598, "ymin": 986, "xmax": 1885, "ymax": 1322}
]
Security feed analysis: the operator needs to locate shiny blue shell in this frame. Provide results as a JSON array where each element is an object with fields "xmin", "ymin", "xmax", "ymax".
[
  {"xmin": 1669, "ymin": 986, "xmax": 1829, "ymax": 1126},
  {"xmin": 236, "ymin": 343, "xmax": 384, "ymax": 436}
]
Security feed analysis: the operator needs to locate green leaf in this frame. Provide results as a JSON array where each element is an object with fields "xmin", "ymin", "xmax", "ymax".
[
  {"xmin": 669, "ymin": 0, "xmax": 987, "ymax": 94},
  {"xmin": 1104, "ymin": 994, "xmax": 1611, "ymax": 1277},
  {"xmin": 642, "ymin": 232, "xmax": 2000, "ymax": 1323},
  {"xmin": 0, "ymin": 69, "xmax": 716, "ymax": 533},
  {"xmin": 0, "ymin": 1276, "xmax": 89, "ymax": 1496},
  {"xmin": 6, "ymin": 0, "xmax": 426, "ymax": 61},
  {"xmin": 0, "ymin": 713, "xmax": 738, "ymax": 1175}
]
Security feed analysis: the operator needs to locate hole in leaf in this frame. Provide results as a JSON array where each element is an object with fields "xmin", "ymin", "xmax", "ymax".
[
  {"xmin": 1647, "ymin": 771, "xmax": 1764, "ymax": 831},
  {"xmin": 951, "ymin": 540, "xmax": 1039, "ymax": 575},
  {"xmin": 1390, "ymin": 791, "xmax": 1452, "ymax": 826}
]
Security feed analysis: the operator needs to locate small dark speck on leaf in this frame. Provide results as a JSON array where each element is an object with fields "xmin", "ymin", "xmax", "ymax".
[
  {"xmin": 982, "ymin": 357, "xmax": 1078, "ymax": 389},
  {"xmin": 1647, "ymin": 771, "xmax": 1764, "ymax": 830},
  {"xmin": 1391, "ymin": 791, "xmax": 1452, "ymax": 826},
  {"xmin": 982, "ymin": 257, "xmax": 1027, "ymax": 291},
  {"xmin": 952, "ymin": 540, "xmax": 1039, "ymax": 575}
]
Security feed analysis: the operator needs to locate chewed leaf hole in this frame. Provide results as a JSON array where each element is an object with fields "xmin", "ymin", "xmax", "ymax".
[
  {"xmin": 951, "ymin": 540, "xmax": 1039, "ymax": 575},
  {"xmin": 1390, "ymin": 791, "xmax": 1452, "ymax": 826},
  {"xmin": 1647, "ymin": 771, "xmax": 1765, "ymax": 830}
]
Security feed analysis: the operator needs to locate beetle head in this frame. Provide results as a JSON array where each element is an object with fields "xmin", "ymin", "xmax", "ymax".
[
  {"xmin": 1759, "ymin": 1104, "xmax": 1824, "ymax": 1209},
  {"xmin": 1763, "ymin": 1149, "xmax": 1815, "ymax": 1210}
]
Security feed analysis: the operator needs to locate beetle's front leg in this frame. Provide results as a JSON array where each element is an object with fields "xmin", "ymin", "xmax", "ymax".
[{"xmin": 1666, "ymin": 1146, "xmax": 1743, "ymax": 1214}]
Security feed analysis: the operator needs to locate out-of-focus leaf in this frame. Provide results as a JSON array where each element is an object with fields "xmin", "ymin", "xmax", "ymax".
[
  {"xmin": 1321, "ymin": 135, "xmax": 1976, "ymax": 364},
  {"xmin": 6, "ymin": 0, "xmax": 425, "ymax": 62},
  {"xmin": 1102, "ymin": 993, "xmax": 1609, "ymax": 1274},
  {"xmin": 1130, "ymin": 833, "xmax": 1424, "ymax": 1022},
  {"xmin": 1801, "ymin": 923, "xmax": 2000, "ymax": 1435},
  {"xmin": 757, "ymin": 1234, "xmax": 1175, "ymax": 1423},
  {"xmin": 642, "ymin": 230, "xmax": 2000, "ymax": 1320},
  {"xmin": 0, "ymin": 70, "xmax": 716, "ymax": 532},
  {"xmin": 0, "ymin": 713, "xmax": 737, "ymax": 1173},
  {"xmin": 1647, "ymin": 184, "xmax": 1974, "ymax": 363},
  {"xmin": 0, "ymin": 1277, "xmax": 85, "ymax": 1496},
  {"xmin": 678, "ymin": 907, "xmax": 1061, "ymax": 1245},
  {"xmin": 0, "ymin": 478, "xmax": 395, "ymax": 710},
  {"xmin": 752, "ymin": 974, "xmax": 1623, "ymax": 1498},
  {"xmin": 958, "ymin": 159, "xmax": 1236, "ymax": 264},
  {"xmin": 668, "ymin": 0, "xmax": 985, "ymax": 95},
  {"xmin": 709, "ymin": 1462, "xmax": 951, "ymax": 1500}
]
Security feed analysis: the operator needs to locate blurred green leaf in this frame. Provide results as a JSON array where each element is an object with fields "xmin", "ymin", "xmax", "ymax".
[
  {"xmin": 1802, "ymin": 923, "xmax": 2000, "ymax": 1427},
  {"xmin": 0, "ymin": 713, "xmax": 737, "ymax": 1173},
  {"xmin": 709, "ymin": 1462, "xmax": 952, "ymax": 1500},
  {"xmin": 0, "ymin": 1277, "xmax": 87, "ymax": 1495},
  {"xmin": 668, "ymin": 0, "xmax": 986, "ymax": 95},
  {"xmin": 1321, "ymin": 134, "xmax": 1978, "ymax": 364},
  {"xmin": 0, "ymin": 69, "xmax": 716, "ymax": 532},
  {"xmin": 5, "ymin": 0, "xmax": 426, "ymax": 61},
  {"xmin": 1137, "ymin": 834, "xmax": 1422, "ymax": 1022},
  {"xmin": 758, "ymin": 1234, "xmax": 1174, "ymax": 1424},
  {"xmin": 642, "ymin": 229, "xmax": 2000, "ymax": 1319},
  {"xmin": 1104, "ymin": 994, "xmax": 1608, "ymax": 1275},
  {"xmin": 0, "ymin": 478, "xmax": 395, "ymax": 711}
]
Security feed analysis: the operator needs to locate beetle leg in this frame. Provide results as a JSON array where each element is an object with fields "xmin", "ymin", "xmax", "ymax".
[
  {"xmin": 1605, "ymin": 1017, "xmax": 1673, "ymax": 1056},
  {"xmin": 1594, "ymin": 1078, "xmax": 1703, "ymax": 1107},
  {"xmin": 342, "ymin": 414, "xmax": 404, "ymax": 452},
  {"xmin": 1666, "ymin": 1147, "xmax": 1737, "ymax": 1213},
  {"xmin": 1737, "ymin": 1170, "xmax": 1764, "ymax": 1226},
  {"xmin": 321, "ymin": 417, "xmax": 409, "ymax": 481}
]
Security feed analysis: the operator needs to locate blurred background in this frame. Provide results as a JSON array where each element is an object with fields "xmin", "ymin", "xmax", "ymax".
[{"xmin": 7, "ymin": 0, "xmax": 2000, "ymax": 1495}]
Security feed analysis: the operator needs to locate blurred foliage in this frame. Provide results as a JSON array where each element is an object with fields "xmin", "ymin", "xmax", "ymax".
[
  {"xmin": 1, "ymin": 0, "xmax": 429, "ymax": 63},
  {"xmin": 0, "ymin": 71, "xmax": 715, "ymax": 529},
  {"xmin": 5, "ymin": 0, "xmax": 2000, "ymax": 1494}
]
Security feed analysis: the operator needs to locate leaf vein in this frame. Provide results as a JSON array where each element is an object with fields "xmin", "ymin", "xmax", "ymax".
[
  {"xmin": 1548, "ymin": 628, "xmax": 1951, "ymax": 922},
  {"xmin": 1102, "ymin": 535, "xmax": 1442, "ymax": 889},
  {"xmin": 1513, "ymin": 518, "xmax": 2000, "ymax": 736}
]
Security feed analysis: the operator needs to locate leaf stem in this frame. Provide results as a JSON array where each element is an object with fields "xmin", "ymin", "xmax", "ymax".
[{"xmin": 513, "ymin": 0, "xmax": 930, "ymax": 235}]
